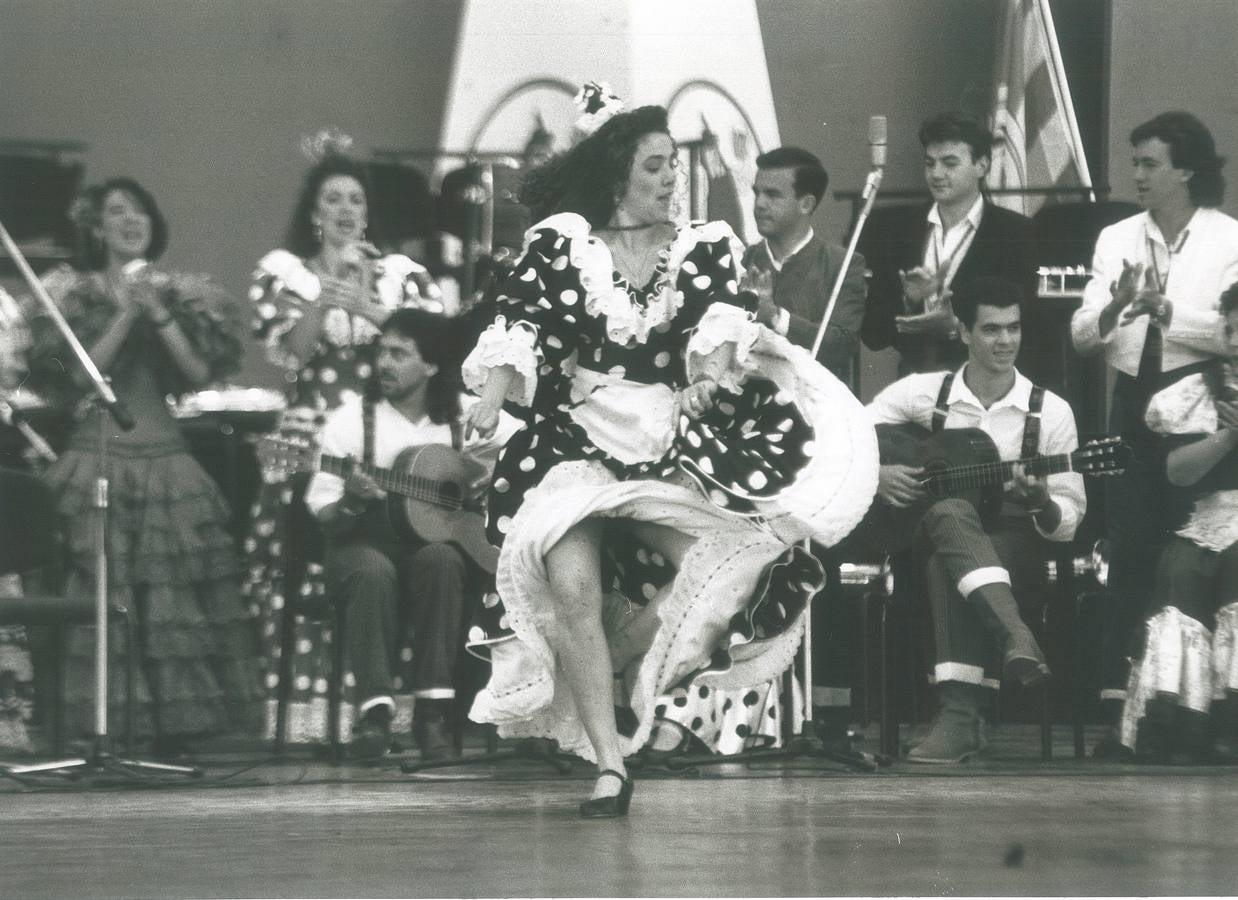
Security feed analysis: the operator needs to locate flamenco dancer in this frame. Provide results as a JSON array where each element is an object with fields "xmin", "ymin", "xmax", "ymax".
[{"xmin": 462, "ymin": 84, "xmax": 877, "ymax": 817}]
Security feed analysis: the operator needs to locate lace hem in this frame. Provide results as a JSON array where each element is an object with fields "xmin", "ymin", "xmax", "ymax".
[
  {"xmin": 685, "ymin": 302, "xmax": 761, "ymax": 392},
  {"xmin": 461, "ymin": 317, "xmax": 541, "ymax": 407},
  {"xmin": 1177, "ymin": 490, "xmax": 1238, "ymax": 552}
]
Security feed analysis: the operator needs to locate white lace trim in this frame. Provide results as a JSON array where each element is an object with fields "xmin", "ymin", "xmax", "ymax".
[
  {"xmin": 525, "ymin": 213, "xmax": 746, "ymax": 348},
  {"xmin": 461, "ymin": 316, "xmax": 541, "ymax": 407},
  {"xmin": 1121, "ymin": 606, "xmax": 1215, "ymax": 747},
  {"xmin": 1177, "ymin": 490, "xmax": 1238, "ymax": 552},
  {"xmin": 1146, "ymin": 373, "xmax": 1217, "ymax": 434},
  {"xmin": 1213, "ymin": 600, "xmax": 1238, "ymax": 697},
  {"xmin": 685, "ymin": 303, "xmax": 761, "ymax": 392}
]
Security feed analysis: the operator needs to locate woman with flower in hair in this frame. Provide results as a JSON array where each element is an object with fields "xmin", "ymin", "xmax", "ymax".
[
  {"xmin": 245, "ymin": 134, "xmax": 438, "ymax": 746},
  {"xmin": 22, "ymin": 177, "xmax": 260, "ymax": 755},
  {"xmin": 463, "ymin": 86, "xmax": 877, "ymax": 816}
]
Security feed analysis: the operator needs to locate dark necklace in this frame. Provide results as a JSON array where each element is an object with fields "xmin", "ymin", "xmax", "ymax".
[{"xmin": 600, "ymin": 220, "xmax": 671, "ymax": 232}]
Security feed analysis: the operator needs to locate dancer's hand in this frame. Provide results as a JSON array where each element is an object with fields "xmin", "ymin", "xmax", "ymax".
[
  {"xmin": 876, "ymin": 464, "xmax": 926, "ymax": 507},
  {"xmin": 679, "ymin": 377, "xmax": 718, "ymax": 419},
  {"xmin": 463, "ymin": 400, "xmax": 501, "ymax": 440}
]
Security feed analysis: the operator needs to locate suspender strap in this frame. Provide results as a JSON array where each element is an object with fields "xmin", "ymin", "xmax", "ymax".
[
  {"xmin": 449, "ymin": 418, "xmax": 464, "ymax": 452},
  {"xmin": 1021, "ymin": 385, "xmax": 1045, "ymax": 460},
  {"xmin": 362, "ymin": 397, "xmax": 376, "ymax": 466},
  {"xmin": 931, "ymin": 371, "xmax": 955, "ymax": 433}
]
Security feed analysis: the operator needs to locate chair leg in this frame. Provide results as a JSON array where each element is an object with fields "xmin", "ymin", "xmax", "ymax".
[
  {"xmin": 51, "ymin": 625, "xmax": 67, "ymax": 758},
  {"xmin": 1041, "ymin": 602, "xmax": 1053, "ymax": 761},
  {"xmin": 273, "ymin": 605, "xmax": 297, "ymax": 755},
  {"xmin": 329, "ymin": 600, "xmax": 346, "ymax": 766},
  {"xmin": 124, "ymin": 610, "xmax": 137, "ymax": 756},
  {"xmin": 878, "ymin": 597, "xmax": 899, "ymax": 760}
]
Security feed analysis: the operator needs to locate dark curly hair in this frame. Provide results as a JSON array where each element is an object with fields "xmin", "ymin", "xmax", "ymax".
[
  {"xmin": 71, "ymin": 177, "xmax": 169, "ymax": 271},
  {"xmin": 285, "ymin": 153, "xmax": 381, "ymax": 259},
  {"xmin": 1131, "ymin": 111, "xmax": 1226, "ymax": 207},
  {"xmin": 372, "ymin": 307, "xmax": 465, "ymax": 425},
  {"xmin": 520, "ymin": 105, "xmax": 671, "ymax": 227},
  {"xmin": 1202, "ymin": 281, "xmax": 1238, "ymax": 401}
]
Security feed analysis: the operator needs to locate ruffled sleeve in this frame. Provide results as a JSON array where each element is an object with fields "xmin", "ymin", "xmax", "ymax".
[
  {"xmin": 21, "ymin": 265, "xmax": 114, "ymax": 406},
  {"xmin": 163, "ymin": 273, "xmax": 244, "ymax": 385},
  {"xmin": 374, "ymin": 253, "xmax": 444, "ymax": 313},
  {"xmin": 1146, "ymin": 374, "xmax": 1216, "ymax": 435},
  {"xmin": 674, "ymin": 222, "xmax": 761, "ymax": 392},
  {"xmin": 461, "ymin": 215, "xmax": 584, "ymax": 411},
  {"xmin": 249, "ymin": 249, "xmax": 321, "ymax": 369}
]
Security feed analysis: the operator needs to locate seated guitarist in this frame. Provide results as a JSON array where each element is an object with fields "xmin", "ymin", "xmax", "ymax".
[
  {"xmin": 867, "ymin": 276, "xmax": 1086, "ymax": 763},
  {"xmin": 304, "ymin": 308, "xmax": 514, "ymax": 761}
]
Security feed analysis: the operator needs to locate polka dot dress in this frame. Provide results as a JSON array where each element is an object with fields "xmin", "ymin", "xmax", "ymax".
[
  {"xmin": 468, "ymin": 220, "xmax": 819, "ymax": 660},
  {"xmin": 244, "ymin": 252, "xmax": 425, "ymax": 743}
]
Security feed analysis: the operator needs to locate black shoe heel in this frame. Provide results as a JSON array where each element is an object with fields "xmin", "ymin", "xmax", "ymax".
[{"xmin": 579, "ymin": 769, "xmax": 634, "ymax": 819}]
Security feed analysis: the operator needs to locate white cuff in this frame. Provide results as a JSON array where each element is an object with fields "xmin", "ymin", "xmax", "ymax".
[
  {"xmin": 957, "ymin": 566, "xmax": 1011, "ymax": 598},
  {"xmin": 358, "ymin": 694, "xmax": 396, "ymax": 716},
  {"xmin": 775, "ymin": 307, "xmax": 791, "ymax": 336},
  {"xmin": 412, "ymin": 687, "xmax": 457, "ymax": 700},
  {"xmin": 461, "ymin": 317, "xmax": 541, "ymax": 407},
  {"xmin": 933, "ymin": 662, "xmax": 987, "ymax": 686}
]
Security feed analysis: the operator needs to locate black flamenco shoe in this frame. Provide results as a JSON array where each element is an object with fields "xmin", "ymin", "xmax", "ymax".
[{"xmin": 579, "ymin": 769, "xmax": 634, "ymax": 819}]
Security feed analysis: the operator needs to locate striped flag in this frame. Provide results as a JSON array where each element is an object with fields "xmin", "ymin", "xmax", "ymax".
[{"xmin": 989, "ymin": 0, "xmax": 1094, "ymax": 216}]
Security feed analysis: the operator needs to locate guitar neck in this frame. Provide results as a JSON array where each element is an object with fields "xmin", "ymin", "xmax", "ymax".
[
  {"xmin": 931, "ymin": 452, "xmax": 1074, "ymax": 492},
  {"xmin": 320, "ymin": 455, "xmax": 459, "ymax": 509}
]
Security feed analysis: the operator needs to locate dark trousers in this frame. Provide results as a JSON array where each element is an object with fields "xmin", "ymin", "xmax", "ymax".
[
  {"xmin": 326, "ymin": 515, "xmax": 468, "ymax": 711},
  {"xmin": 919, "ymin": 499, "xmax": 1046, "ymax": 686},
  {"xmin": 1103, "ymin": 374, "xmax": 1174, "ymax": 697}
]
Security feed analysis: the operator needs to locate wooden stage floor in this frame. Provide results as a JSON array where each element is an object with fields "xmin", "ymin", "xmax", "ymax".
[{"xmin": 3, "ymin": 726, "xmax": 1237, "ymax": 898}]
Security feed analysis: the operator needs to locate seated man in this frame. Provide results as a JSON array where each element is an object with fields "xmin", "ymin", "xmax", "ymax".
[
  {"xmin": 305, "ymin": 308, "xmax": 513, "ymax": 760},
  {"xmin": 867, "ymin": 276, "xmax": 1085, "ymax": 763}
]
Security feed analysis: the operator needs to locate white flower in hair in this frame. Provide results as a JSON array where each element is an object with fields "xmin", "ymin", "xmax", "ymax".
[
  {"xmin": 573, "ymin": 81, "xmax": 625, "ymax": 138},
  {"xmin": 300, "ymin": 127, "xmax": 355, "ymax": 161}
]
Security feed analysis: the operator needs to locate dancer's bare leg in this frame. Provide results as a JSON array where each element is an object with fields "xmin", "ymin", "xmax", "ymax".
[
  {"xmin": 546, "ymin": 519, "xmax": 627, "ymax": 799},
  {"xmin": 608, "ymin": 522, "xmax": 698, "ymax": 672}
]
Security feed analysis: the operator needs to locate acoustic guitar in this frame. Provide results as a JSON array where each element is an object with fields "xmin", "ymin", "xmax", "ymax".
[
  {"xmin": 258, "ymin": 435, "xmax": 499, "ymax": 574},
  {"xmin": 856, "ymin": 422, "xmax": 1130, "ymax": 553}
]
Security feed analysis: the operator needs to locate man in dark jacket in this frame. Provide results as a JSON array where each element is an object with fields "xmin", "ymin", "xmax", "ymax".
[{"xmin": 860, "ymin": 111, "xmax": 1036, "ymax": 376}]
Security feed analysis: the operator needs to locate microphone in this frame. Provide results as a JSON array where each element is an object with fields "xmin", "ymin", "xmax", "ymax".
[
  {"xmin": 868, "ymin": 115, "xmax": 887, "ymax": 170},
  {"xmin": 862, "ymin": 115, "xmax": 888, "ymax": 201}
]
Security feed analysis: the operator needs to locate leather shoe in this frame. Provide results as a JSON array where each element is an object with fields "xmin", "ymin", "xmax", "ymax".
[
  {"xmin": 580, "ymin": 769, "xmax": 634, "ymax": 818},
  {"xmin": 413, "ymin": 717, "xmax": 455, "ymax": 761},
  {"xmin": 351, "ymin": 710, "xmax": 392, "ymax": 761}
]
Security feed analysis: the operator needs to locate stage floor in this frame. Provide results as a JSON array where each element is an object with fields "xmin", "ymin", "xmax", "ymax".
[{"xmin": 3, "ymin": 726, "xmax": 1237, "ymax": 898}]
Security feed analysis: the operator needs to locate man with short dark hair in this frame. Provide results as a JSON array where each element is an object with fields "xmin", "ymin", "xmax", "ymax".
[
  {"xmin": 868, "ymin": 276, "xmax": 1084, "ymax": 763},
  {"xmin": 742, "ymin": 146, "xmax": 866, "ymax": 385},
  {"xmin": 861, "ymin": 111, "xmax": 1036, "ymax": 375},
  {"xmin": 1071, "ymin": 111, "xmax": 1238, "ymax": 754}
]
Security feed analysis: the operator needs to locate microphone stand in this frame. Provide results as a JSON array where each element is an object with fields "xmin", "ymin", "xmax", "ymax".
[
  {"xmin": 0, "ymin": 219, "xmax": 200, "ymax": 780},
  {"xmin": 641, "ymin": 166, "xmax": 892, "ymax": 777}
]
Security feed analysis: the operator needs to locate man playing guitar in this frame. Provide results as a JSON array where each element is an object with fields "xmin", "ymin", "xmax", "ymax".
[
  {"xmin": 867, "ymin": 276, "xmax": 1086, "ymax": 763},
  {"xmin": 303, "ymin": 308, "xmax": 513, "ymax": 761}
]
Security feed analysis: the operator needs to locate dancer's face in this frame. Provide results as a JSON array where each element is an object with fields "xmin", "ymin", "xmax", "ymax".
[
  {"xmin": 312, "ymin": 174, "xmax": 368, "ymax": 249},
  {"xmin": 96, "ymin": 188, "xmax": 152, "ymax": 265},
  {"xmin": 616, "ymin": 132, "xmax": 676, "ymax": 224},
  {"xmin": 376, "ymin": 331, "xmax": 436, "ymax": 401}
]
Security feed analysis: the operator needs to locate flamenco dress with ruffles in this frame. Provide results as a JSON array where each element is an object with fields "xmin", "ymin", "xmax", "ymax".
[
  {"xmin": 462, "ymin": 214, "xmax": 877, "ymax": 761},
  {"xmin": 23, "ymin": 265, "xmax": 263, "ymax": 738},
  {"xmin": 245, "ymin": 250, "xmax": 435, "ymax": 743},
  {"xmin": 1119, "ymin": 372, "xmax": 1238, "ymax": 750}
]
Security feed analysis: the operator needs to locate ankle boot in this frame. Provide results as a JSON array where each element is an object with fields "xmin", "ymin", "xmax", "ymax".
[
  {"xmin": 1135, "ymin": 695, "xmax": 1177, "ymax": 763},
  {"xmin": 907, "ymin": 682, "xmax": 984, "ymax": 764},
  {"xmin": 413, "ymin": 698, "xmax": 457, "ymax": 761},
  {"xmin": 969, "ymin": 583, "xmax": 1050, "ymax": 686}
]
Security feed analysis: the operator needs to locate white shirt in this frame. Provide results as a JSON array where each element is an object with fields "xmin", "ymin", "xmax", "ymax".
[
  {"xmin": 867, "ymin": 366, "xmax": 1085, "ymax": 542},
  {"xmin": 1071, "ymin": 207, "xmax": 1238, "ymax": 376},
  {"xmin": 922, "ymin": 195, "xmax": 984, "ymax": 297},
  {"xmin": 305, "ymin": 393, "xmax": 517, "ymax": 516},
  {"xmin": 758, "ymin": 227, "xmax": 815, "ymax": 335}
]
